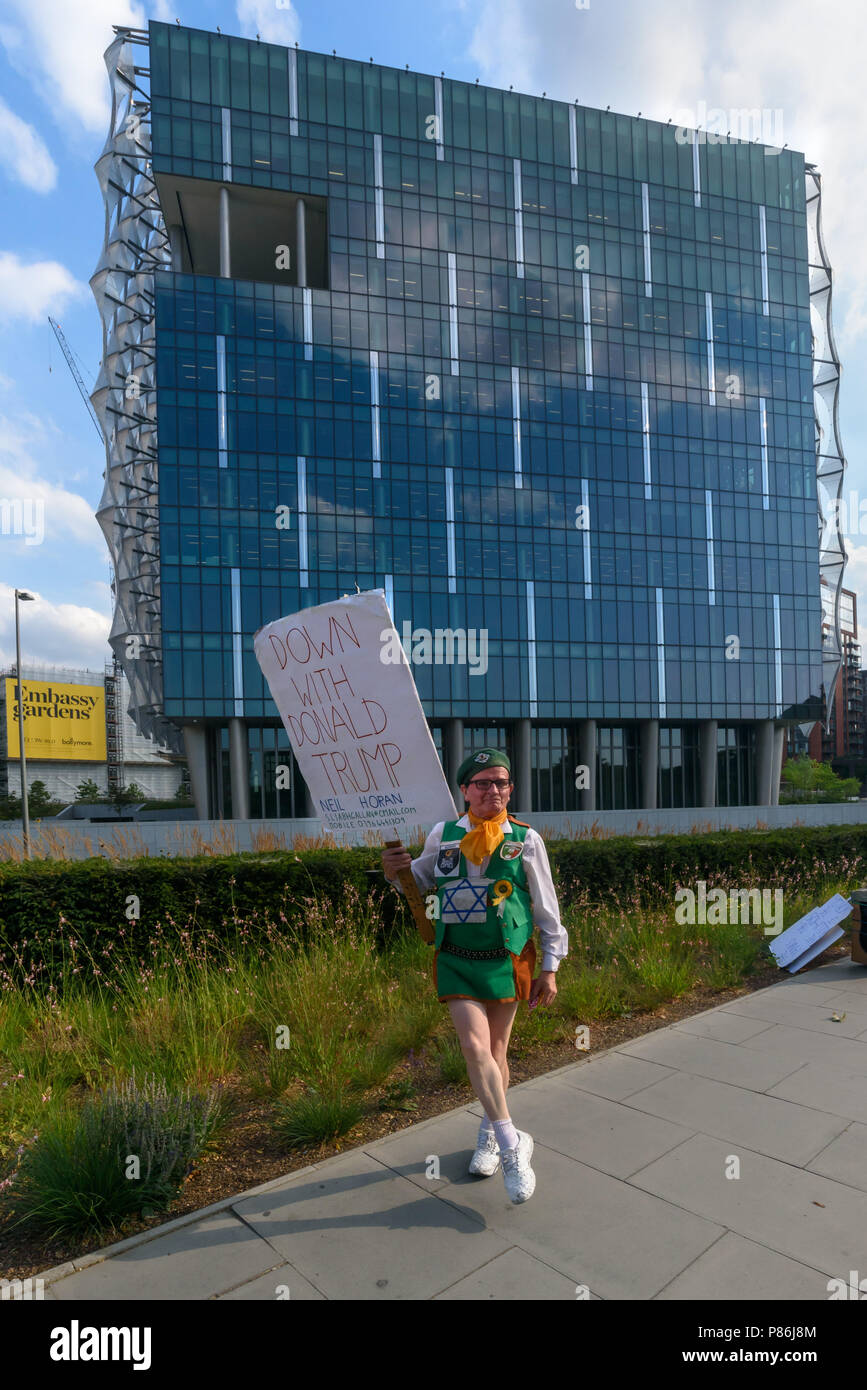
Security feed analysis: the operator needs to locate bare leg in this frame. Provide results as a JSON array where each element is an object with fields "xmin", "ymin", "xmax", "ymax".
[
  {"xmin": 447, "ymin": 999, "xmax": 510, "ymax": 1121},
  {"xmin": 486, "ymin": 998, "xmax": 519, "ymax": 1099}
]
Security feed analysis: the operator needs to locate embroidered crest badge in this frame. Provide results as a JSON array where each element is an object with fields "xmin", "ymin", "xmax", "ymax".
[
  {"xmin": 436, "ymin": 844, "xmax": 462, "ymax": 875},
  {"xmin": 474, "ymin": 752, "xmax": 490, "ymax": 763},
  {"xmin": 499, "ymin": 842, "xmax": 524, "ymax": 860}
]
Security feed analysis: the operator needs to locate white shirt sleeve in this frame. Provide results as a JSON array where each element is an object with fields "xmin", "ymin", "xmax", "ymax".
[
  {"xmin": 386, "ymin": 823, "xmax": 444, "ymax": 896},
  {"xmin": 521, "ymin": 828, "xmax": 569, "ymax": 973}
]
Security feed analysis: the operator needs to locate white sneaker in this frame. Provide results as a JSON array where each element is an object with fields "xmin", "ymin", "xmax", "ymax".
[
  {"xmin": 468, "ymin": 1128, "xmax": 500, "ymax": 1177},
  {"xmin": 500, "ymin": 1129, "xmax": 535, "ymax": 1203}
]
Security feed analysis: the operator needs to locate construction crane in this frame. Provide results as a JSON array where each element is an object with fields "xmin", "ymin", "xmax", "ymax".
[
  {"xmin": 48, "ymin": 315, "xmax": 126, "ymax": 789},
  {"xmin": 48, "ymin": 316, "xmax": 104, "ymax": 443}
]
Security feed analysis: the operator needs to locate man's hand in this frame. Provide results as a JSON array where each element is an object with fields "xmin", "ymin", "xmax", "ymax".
[
  {"xmin": 528, "ymin": 970, "xmax": 557, "ymax": 1010},
  {"xmin": 382, "ymin": 843, "xmax": 412, "ymax": 882}
]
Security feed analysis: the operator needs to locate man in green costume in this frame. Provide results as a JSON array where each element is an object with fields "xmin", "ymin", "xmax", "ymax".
[{"xmin": 382, "ymin": 747, "xmax": 567, "ymax": 1204}]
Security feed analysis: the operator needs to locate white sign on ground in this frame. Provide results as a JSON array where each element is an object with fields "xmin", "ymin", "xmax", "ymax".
[
  {"xmin": 253, "ymin": 589, "xmax": 456, "ymax": 837},
  {"xmin": 769, "ymin": 893, "xmax": 852, "ymax": 973}
]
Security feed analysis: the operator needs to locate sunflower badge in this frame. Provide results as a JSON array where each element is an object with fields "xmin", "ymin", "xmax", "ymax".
[{"xmin": 490, "ymin": 879, "xmax": 513, "ymax": 918}]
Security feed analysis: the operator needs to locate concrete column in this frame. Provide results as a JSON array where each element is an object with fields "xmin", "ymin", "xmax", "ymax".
[
  {"xmin": 444, "ymin": 718, "xmax": 464, "ymax": 803},
  {"xmin": 514, "ymin": 717, "xmax": 532, "ymax": 815},
  {"xmin": 771, "ymin": 725, "xmax": 785, "ymax": 807},
  {"xmin": 640, "ymin": 719, "xmax": 659, "ymax": 810},
  {"xmin": 578, "ymin": 718, "xmax": 596, "ymax": 812},
  {"xmin": 182, "ymin": 724, "xmax": 210, "ymax": 819},
  {"xmin": 168, "ymin": 225, "xmax": 184, "ymax": 272},
  {"xmin": 228, "ymin": 717, "xmax": 250, "ymax": 820},
  {"xmin": 296, "ymin": 196, "xmax": 307, "ymax": 287},
  {"xmin": 699, "ymin": 719, "xmax": 718, "ymax": 808},
  {"xmin": 219, "ymin": 186, "xmax": 231, "ymax": 278},
  {"xmin": 755, "ymin": 718, "xmax": 775, "ymax": 806}
]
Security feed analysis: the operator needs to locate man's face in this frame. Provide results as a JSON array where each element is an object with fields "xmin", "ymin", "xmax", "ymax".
[{"xmin": 461, "ymin": 768, "xmax": 513, "ymax": 818}]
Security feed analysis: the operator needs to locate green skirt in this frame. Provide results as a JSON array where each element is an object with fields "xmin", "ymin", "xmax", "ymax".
[{"xmin": 433, "ymin": 910, "xmax": 536, "ymax": 1003}]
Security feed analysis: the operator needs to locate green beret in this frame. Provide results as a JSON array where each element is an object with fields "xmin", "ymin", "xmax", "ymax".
[{"xmin": 456, "ymin": 748, "xmax": 511, "ymax": 787}]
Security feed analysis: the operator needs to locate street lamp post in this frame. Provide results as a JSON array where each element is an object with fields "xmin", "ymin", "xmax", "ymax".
[{"xmin": 14, "ymin": 590, "xmax": 35, "ymax": 860}]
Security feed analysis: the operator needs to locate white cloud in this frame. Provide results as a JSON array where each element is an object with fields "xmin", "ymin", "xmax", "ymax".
[
  {"xmin": 235, "ymin": 0, "xmax": 301, "ymax": 47},
  {"xmin": 1, "ymin": 1, "xmax": 298, "ymax": 134},
  {"xmin": 0, "ymin": 412, "xmax": 104, "ymax": 551},
  {"xmin": 0, "ymin": 581, "xmax": 111, "ymax": 670},
  {"xmin": 465, "ymin": 0, "xmax": 867, "ymax": 353},
  {"xmin": 0, "ymin": 251, "xmax": 86, "ymax": 324},
  {"xmin": 0, "ymin": 98, "xmax": 57, "ymax": 192},
  {"xmin": 0, "ymin": 0, "xmax": 146, "ymax": 135}
]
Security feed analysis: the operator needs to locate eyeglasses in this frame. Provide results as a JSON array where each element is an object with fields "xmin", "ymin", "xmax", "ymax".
[{"xmin": 468, "ymin": 779, "xmax": 512, "ymax": 791}]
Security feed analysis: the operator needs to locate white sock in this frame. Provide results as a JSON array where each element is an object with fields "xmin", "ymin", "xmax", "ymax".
[
  {"xmin": 477, "ymin": 1116, "xmax": 495, "ymax": 1145},
  {"xmin": 493, "ymin": 1117, "xmax": 520, "ymax": 1152}
]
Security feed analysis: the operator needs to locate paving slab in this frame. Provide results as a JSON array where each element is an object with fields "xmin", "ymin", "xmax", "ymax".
[
  {"xmin": 720, "ymin": 994, "xmax": 867, "ymax": 1036},
  {"xmin": 736, "ymin": 1022, "xmax": 867, "ymax": 1071},
  {"xmin": 805, "ymin": 1121, "xmax": 867, "ymax": 1193},
  {"xmin": 763, "ymin": 980, "xmax": 853, "ymax": 1005},
  {"xmin": 613, "ymin": 1030, "xmax": 802, "ymax": 1091},
  {"xmin": 356, "ymin": 1104, "xmax": 493, "ymax": 1195},
  {"xmin": 671, "ymin": 1011, "xmax": 776, "ymax": 1044},
  {"xmin": 781, "ymin": 963, "xmax": 867, "ymax": 995},
  {"xmin": 767, "ymin": 1063, "xmax": 867, "ymax": 1127},
  {"xmin": 230, "ymin": 1148, "xmax": 511, "ymax": 1300},
  {"xmin": 654, "ymin": 1231, "xmax": 833, "ymax": 1301},
  {"xmin": 629, "ymin": 1132, "xmax": 867, "ymax": 1277},
  {"xmin": 49, "ymin": 1209, "xmax": 283, "ymax": 1301},
  {"xmin": 820, "ymin": 992, "xmax": 867, "ymax": 1018},
  {"xmin": 432, "ymin": 1246, "xmax": 596, "ymax": 1300},
  {"xmin": 215, "ymin": 1262, "xmax": 326, "ymax": 1300},
  {"xmin": 621, "ymin": 1070, "xmax": 849, "ymax": 1164},
  {"xmin": 544, "ymin": 1051, "xmax": 677, "ymax": 1100},
  {"xmin": 422, "ymin": 1139, "xmax": 725, "ymax": 1300},
  {"xmin": 825, "ymin": 977, "xmax": 867, "ymax": 997}
]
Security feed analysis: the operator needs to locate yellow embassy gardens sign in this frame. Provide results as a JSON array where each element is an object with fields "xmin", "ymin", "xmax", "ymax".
[{"xmin": 5, "ymin": 679, "xmax": 107, "ymax": 762}]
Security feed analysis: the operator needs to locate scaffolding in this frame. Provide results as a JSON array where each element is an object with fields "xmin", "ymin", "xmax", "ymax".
[
  {"xmin": 91, "ymin": 25, "xmax": 181, "ymax": 755},
  {"xmin": 104, "ymin": 659, "xmax": 125, "ymax": 794},
  {"xmin": 807, "ymin": 163, "xmax": 848, "ymax": 733}
]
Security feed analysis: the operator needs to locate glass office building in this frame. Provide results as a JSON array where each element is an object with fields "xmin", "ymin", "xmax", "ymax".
[{"xmin": 92, "ymin": 20, "xmax": 846, "ymax": 818}]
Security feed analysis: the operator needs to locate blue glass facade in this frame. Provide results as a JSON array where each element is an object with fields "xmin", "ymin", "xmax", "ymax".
[{"xmin": 143, "ymin": 20, "xmax": 825, "ymax": 814}]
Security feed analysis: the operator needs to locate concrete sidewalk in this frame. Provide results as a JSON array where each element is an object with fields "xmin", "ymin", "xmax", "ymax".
[{"xmin": 37, "ymin": 959, "xmax": 867, "ymax": 1301}]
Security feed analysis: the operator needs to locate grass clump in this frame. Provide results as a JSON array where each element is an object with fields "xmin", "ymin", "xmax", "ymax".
[{"xmin": 1, "ymin": 1071, "xmax": 227, "ymax": 1241}]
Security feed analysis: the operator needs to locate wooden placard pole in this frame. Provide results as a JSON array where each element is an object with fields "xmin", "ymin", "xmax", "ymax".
[{"xmin": 384, "ymin": 837, "xmax": 435, "ymax": 944}]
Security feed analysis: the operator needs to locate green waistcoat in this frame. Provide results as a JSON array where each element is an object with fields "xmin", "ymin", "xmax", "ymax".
[{"xmin": 433, "ymin": 819, "xmax": 534, "ymax": 954}]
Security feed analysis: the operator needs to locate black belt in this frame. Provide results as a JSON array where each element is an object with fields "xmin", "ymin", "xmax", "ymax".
[{"xmin": 439, "ymin": 942, "xmax": 508, "ymax": 960}]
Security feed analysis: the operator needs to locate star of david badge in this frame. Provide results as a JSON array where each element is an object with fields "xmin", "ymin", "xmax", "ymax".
[{"xmin": 440, "ymin": 878, "xmax": 490, "ymax": 924}]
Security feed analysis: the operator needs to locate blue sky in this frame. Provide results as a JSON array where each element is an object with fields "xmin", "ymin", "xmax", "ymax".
[{"xmin": 1, "ymin": 0, "xmax": 865, "ymax": 672}]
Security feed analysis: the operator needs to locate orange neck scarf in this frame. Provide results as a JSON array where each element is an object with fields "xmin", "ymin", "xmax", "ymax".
[{"xmin": 460, "ymin": 807, "xmax": 509, "ymax": 866}]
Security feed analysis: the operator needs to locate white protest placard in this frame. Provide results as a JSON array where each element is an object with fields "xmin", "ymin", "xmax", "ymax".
[
  {"xmin": 768, "ymin": 892, "xmax": 852, "ymax": 973},
  {"xmin": 253, "ymin": 589, "xmax": 457, "ymax": 838}
]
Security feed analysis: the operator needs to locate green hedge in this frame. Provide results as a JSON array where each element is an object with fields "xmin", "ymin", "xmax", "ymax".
[
  {"xmin": 0, "ymin": 848, "xmax": 401, "ymax": 986},
  {"xmin": 1, "ymin": 823, "xmax": 865, "ymax": 987},
  {"xmin": 548, "ymin": 823, "xmax": 867, "ymax": 897}
]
